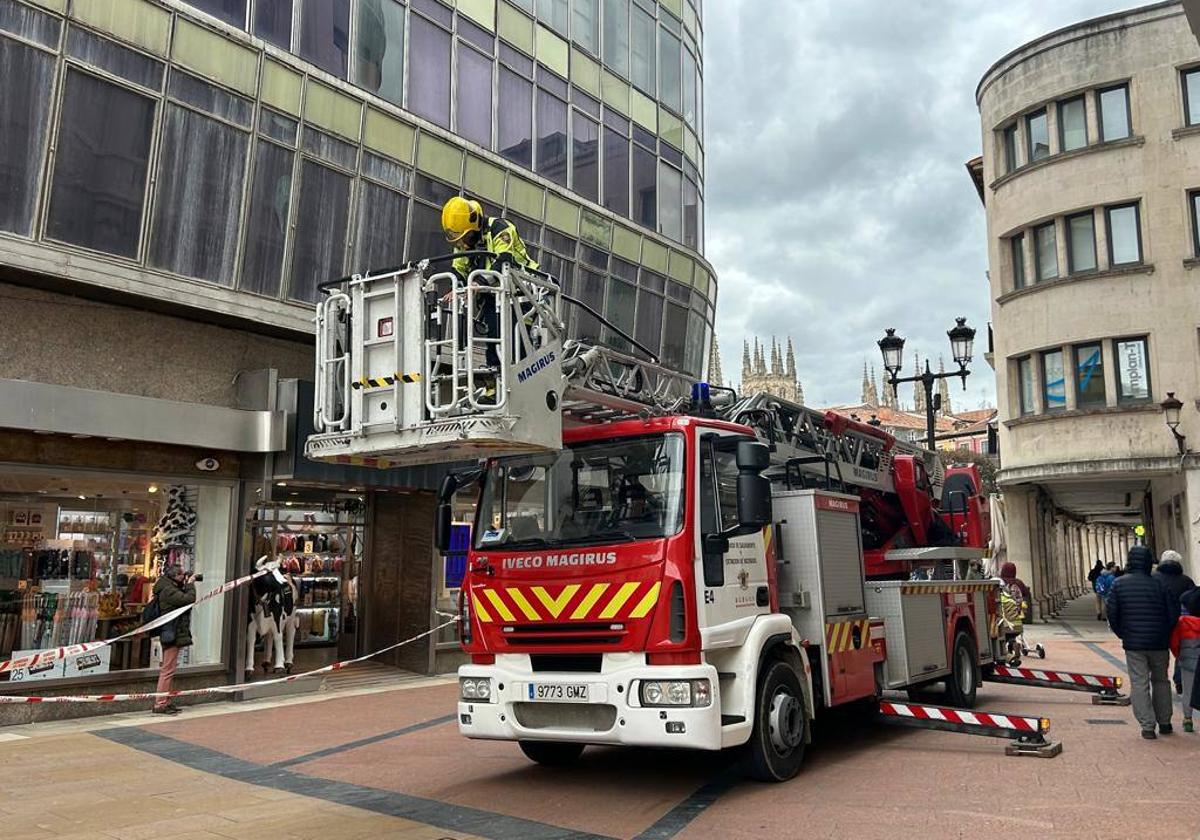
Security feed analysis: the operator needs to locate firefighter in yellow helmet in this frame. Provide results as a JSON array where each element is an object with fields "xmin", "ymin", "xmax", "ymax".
[{"xmin": 441, "ymin": 196, "xmax": 538, "ymax": 278}]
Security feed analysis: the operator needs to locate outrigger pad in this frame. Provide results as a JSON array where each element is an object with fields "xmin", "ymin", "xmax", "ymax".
[
  {"xmin": 1005, "ymin": 740, "xmax": 1063, "ymax": 758},
  {"xmin": 1091, "ymin": 693, "xmax": 1132, "ymax": 706}
]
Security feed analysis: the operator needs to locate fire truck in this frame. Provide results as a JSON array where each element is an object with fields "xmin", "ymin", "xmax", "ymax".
[{"xmin": 308, "ymin": 260, "xmax": 1006, "ymax": 781}]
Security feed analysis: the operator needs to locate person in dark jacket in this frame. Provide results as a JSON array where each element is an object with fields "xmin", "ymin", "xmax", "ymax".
[
  {"xmin": 1153, "ymin": 550, "xmax": 1195, "ymax": 694},
  {"xmin": 1088, "ymin": 560, "xmax": 1105, "ymax": 620},
  {"xmin": 152, "ymin": 563, "xmax": 196, "ymax": 716},
  {"xmin": 1107, "ymin": 545, "xmax": 1180, "ymax": 738},
  {"xmin": 1000, "ymin": 562, "xmax": 1033, "ymax": 623}
]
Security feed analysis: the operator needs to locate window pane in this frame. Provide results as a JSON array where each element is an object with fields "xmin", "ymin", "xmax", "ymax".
[
  {"xmin": 354, "ymin": 180, "xmax": 408, "ymax": 272},
  {"xmin": 1026, "ymin": 109, "xmax": 1049, "ymax": 161},
  {"xmin": 299, "ymin": 0, "xmax": 350, "ymax": 79},
  {"xmin": 684, "ymin": 308, "xmax": 704, "ymax": 376},
  {"xmin": 659, "ymin": 26, "xmax": 681, "ymax": 112},
  {"xmin": 572, "ymin": 267, "xmax": 605, "ymax": 341},
  {"xmin": 1034, "ymin": 222, "xmax": 1057, "ymax": 281},
  {"xmin": 537, "ymin": 0, "xmax": 568, "ymax": 33},
  {"xmin": 253, "ymin": 0, "xmax": 292, "ymax": 48},
  {"xmin": 413, "ymin": 0, "xmax": 451, "ymax": 27},
  {"xmin": 634, "ymin": 288, "xmax": 663, "ymax": 358},
  {"xmin": 1067, "ymin": 212, "xmax": 1096, "ymax": 273},
  {"xmin": 149, "ymin": 105, "xmax": 248, "ymax": 285},
  {"xmin": 630, "ymin": 4, "xmax": 655, "ymax": 94},
  {"xmin": 572, "ymin": 111, "xmax": 599, "ymax": 202},
  {"xmin": 602, "ymin": 126, "xmax": 628, "ymax": 216},
  {"xmin": 289, "ymin": 160, "xmax": 350, "ymax": 302},
  {"xmin": 1107, "ymin": 204, "xmax": 1140, "ymax": 265},
  {"xmin": 169, "ymin": 70, "xmax": 253, "ymax": 126},
  {"xmin": 302, "ymin": 126, "xmax": 357, "ymax": 169},
  {"xmin": 456, "ymin": 46, "xmax": 493, "ymax": 148},
  {"xmin": 240, "ymin": 140, "xmax": 293, "ymax": 297},
  {"xmin": 1018, "ymin": 357, "xmax": 1034, "ymax": 415},
  {"xmin": 407, "ymin": 201, "xmax": 446, "ymax": 261},
  {"xmin": 0, "ymin": 0, "xmax": 60, "ymax": 47},
  {"xmin": 1003, "ymin": 124, "xmax": 1018, "ymax": 172},
  {"xmin": 1010, "ymin": 233, "xmax": 1025, "ymax": 289},
  {"xmin": 536, "ymin": 89, "xmax": 568, "ymax": 185},
  {"xmin": 631, "ymin": 144, "xmax": 655, "ymax": 228},
  {"xmin": 183, "ymin": 0, "xmax": 245, "ymax": 27},
  {"xmin": 682, "ymin": 47, "xmax": 696, "ymax": 128},
  {"xmin": 1042, "ymin": 350, "xmax": 1065, "ymax": 412},
  {"xmin": 0, "ymin": 37, "xmax": 54, "ymax": 236},
  {"xmin": 573, "ymin": 0, "xmax": 599, "ymax": 54},
  {"xmin": 1098, "ymin": 86, "xmax": 1130, "ymax": 140},
  {"xmin": 47, "ymin": 71, "xmax": 155, "ymax": 258},
  {"xmin": 1115, "ymin": 338, "xmax": 1150, "ymax": 402},
  {"xmin": 408, "ymin": 14, "xmax": 451, "ymax": 127},
  {"xmin": 658, "ymin": 160, "xmax": 681, "ymax": 242},
  {"xmin": 66, "ymin": 27, "xmax": 164, "ymax": 90},
  {"xmin": 683, "ymin": 177, "xmax": 698, "ymax": 249},
  {"xmin": 498, "ymin": 68, "xmax": 533, "ymax": 166},
  {"xmin": 603, "ymin": 277, "xmax": 635, "ymax": 351},
  {"xmin": 662, "ymin": 301, "xmax": 688, "ymax": 369},
  {"xmin": 1059, "ymin": 96, "xmax": 1086, "ymax": 151},
  {"xmin": 355, "ymin": 0, "xmax": 405, "ymax": 106},
  {"xmin": 1075, "ymin": 344, "xmax": 1105, "ymax": 407},
  {"xmin": 1186, "ymin": 71, "xmax": 1200, "ymax": 127},
  {"xmin": 260, "ymin": 109, "xmax": 298, "ymax": 145},
  {"xmin": 1192, "ymin": 192, "xmax": 1200, "ymax": 257},
  {"xmin": 602, "ymin": 0, "xmax": 629, "ymax": 77}
]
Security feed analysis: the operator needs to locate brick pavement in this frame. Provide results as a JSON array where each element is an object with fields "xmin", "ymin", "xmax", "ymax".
[{"xmin": 0, "ymin": 596, "xmax": 1196, "ymax": 840}]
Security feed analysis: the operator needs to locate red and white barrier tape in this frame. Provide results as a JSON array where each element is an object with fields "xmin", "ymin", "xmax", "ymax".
[
  {"xmin": 879, "ymin": 700, "xmax": 1041, "ymax": 732},
  {"xmin": 0, "ymin": 565, "xmax": 277, "ymax": 676},
  {"xmin": 0, "ymin": 617, "xmax": 458, "ymax": 704},
  {"xmin": 990, "ymin": 665, "xmax": 1117, "ymax": 688}
]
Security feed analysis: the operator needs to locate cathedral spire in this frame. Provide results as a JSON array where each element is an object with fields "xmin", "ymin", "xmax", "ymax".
[
  {"xmin": 912, "ymin": 352, "xmax": 925, "ymax": 413},
  {"xmin": 709, "ymin": 336, "xmax": 724, "ymax": 387},
  {"xmin": 741, "ymin": 340, "xmax": 751, "ymax": 384},
  {"xmin": 785, "ymin": 338, "xmax": 796, "ymax": 380},
  {"xmin": 937, "ymin": 355, "xmax": 952, "ymax": 416},
  {"xmin": 860, "ymin": 361, "xmax": 871, "ymax": 405}
]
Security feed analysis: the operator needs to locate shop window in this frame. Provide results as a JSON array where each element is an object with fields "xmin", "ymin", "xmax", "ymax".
[
  {"xmin": 1058, "ymin": 95, "xmax": 1087, "ymax": 152},
  {"xmin": 1098, "ymin": 84, "xmax": 1131, "ymax": 141},
  {"xmin": 498, "ymin": 67, "xmax": 533, "ymax": 167},
  {"xmin": 253, "ymin": 0, "xmax": 292, "ymax": 49},
  {"xmin": 603, "ymin": 0, "xmax": 629, "ymax": 77},
  {"xmin": 536, "ymin": 89, "xmax": 568, "ymax": 185},
  {"xmin": 658, "ymin": 160, "xmax": 682, "ymax": 242},
  {"xmin": 408, "ymin": 13, "xmax": 451, "ymax": 128},
  {"xmin": 1041, "ymin": 349, "xmax": 1066, "ymax": 412},
  {"xmin": 1033, "ymin": 221, "xmax": 1057, "ymax": 282},
  {"xmin": 634, "ymin": 287, "xmax": 664, "ymax": 358},
  {"xmin": 288, "ymin": 159, "xmax": 350, "ymax": 303},
  {"xmin": 1074, "ymin": 343, "xmax": 1105, "ymax": 407},
  {"xmin": 571, "ymin": 111, "xmax": 599, "ymax": 202},
  {"xmin": 456, "ymin": 44, "xmax": 493, "ymax": 149},
  {"xmin": 46, "ymin": 70, "xmax": 155, "ymax": 259},
  {"xmin": 149, "ymin": 105, "xmax": 248, "ymax": 287},
  {"xmin": 183, "ymin": 0, "xmax": 246, "ymax": 27},
  {"xmin": 1025, "ymin": 108, "xmax": 1049, "ymax": 161},
  {"xmin": 1010, "ymin": 232, "xmax": 1026, "ymax": 289},
  {"xmin": 1105, "ymin": 203, "xmax": 1142, "ymax": 266},
  {"xmin": 0, "ymin": 474, "xmax": 234, "ymax": 680},
  {"xmin": 630, "ymin": 3, "xmax": 655, "ymax": 94},
  {"xmin": 658, "ymin": 25, "xmax": 681, "ymax": 112},
  {"xmin": 1065, "ymin": 210, "xmax": 1096, "ymax": 274},
  {"xmin": 632, "ymin": 143, "xmax": 656, "ymax": 229},
  {"xmin": 1114, "ymin": 337, "xmax": 1151, "ymax": 403},
  {"xmin": 537, "ymin": 0, "xmax": 569, "ymax": 34},
  {"xmin": 573, "ymin": 0, "xmax": 599, "ymax": 54},
  {"xmin": 354, "ymin": 180, "xmax": 408, "ymax": 273},
  {"xmin": 299, "ymin": 0, "xmax": 351, "ymax": 79},
  {"xmin": 354, "ymin": 0, "xmax": 405, "ymax": 107},
  {"xmin": 602, "ymin": 126, "xmax": 629, "ymax": 216},
  {"xmin": 0, "ymin": 36, "xmax": 54, "ymax": 237},
  {"xmin": 239, "ymin": 140, "xmax": 294, "ymax": 298}
]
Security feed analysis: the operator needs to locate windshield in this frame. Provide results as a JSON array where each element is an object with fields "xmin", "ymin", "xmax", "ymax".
[{"xmin": 474, "ymin": 433, "xmax": 686, "ymax": 550}]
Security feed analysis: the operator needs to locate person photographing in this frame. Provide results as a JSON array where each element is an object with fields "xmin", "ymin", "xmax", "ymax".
[{"xmin": 151, "ymin": 563, "xmax": 197, "ymax": 716}]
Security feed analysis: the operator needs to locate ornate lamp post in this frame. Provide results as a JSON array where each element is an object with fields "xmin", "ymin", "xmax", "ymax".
[{"xmin": 878, "ymin": 318, "xmax": 976, "ymax": 451}]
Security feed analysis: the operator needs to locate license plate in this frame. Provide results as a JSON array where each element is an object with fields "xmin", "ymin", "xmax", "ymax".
[{"xmin": 526, "ymin": 682, "xmax": 590, "ymax": 702}]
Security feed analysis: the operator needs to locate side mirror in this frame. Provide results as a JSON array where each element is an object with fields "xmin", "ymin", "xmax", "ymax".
[
  {"xmin": 434, "ymin": 468, "xmax": 481, "ymax": 553},
  {"xmin": 435, "ymin": 501, "xmax": 453, "ymax": 552},
  {"xmin": 736, "ymin": 440, "xmax": 770, "ymax": 472},
  {"xmin": 737, "ymin": 472, "xmax": 773, "ymax": 530}
]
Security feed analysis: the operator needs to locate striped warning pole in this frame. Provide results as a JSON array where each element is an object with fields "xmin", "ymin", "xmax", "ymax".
[
  {"xmin": 878, "ymin": 700, "xmax": 1062, "ymax": 758},
  {"xmin": 983, "ymin": 665, "xmax": 1130, "ymax": 706}
]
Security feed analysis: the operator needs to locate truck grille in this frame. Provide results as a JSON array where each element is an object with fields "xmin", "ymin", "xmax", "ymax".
[
  {"xmin": 513, "ymin": 702, "xmax": 617, "ymax": 732},
  {"xmin": 502, "ymin": 622, "xmax": 627, "ymax": 647}
]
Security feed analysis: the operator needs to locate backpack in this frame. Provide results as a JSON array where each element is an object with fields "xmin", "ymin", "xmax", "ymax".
[{"xmin": 141, "ymin": 593, "xmax": 164, "ymax": 637}]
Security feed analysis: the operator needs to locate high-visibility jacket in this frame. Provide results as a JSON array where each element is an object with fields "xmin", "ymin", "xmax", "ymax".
[{"xmin": 453, "ymin": 217, "xmax": 538, "ymax": 279}]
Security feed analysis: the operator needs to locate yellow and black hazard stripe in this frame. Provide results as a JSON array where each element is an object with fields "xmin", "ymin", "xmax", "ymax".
[
  {"xmin": 825, "ymin": 618, "xmax": 870, "ymax": 653},
  {"xmin": 351, "ymin": 372, "xmax": 423, "ymax": 390},
  {"xmin": 470, "ymin": 581, "xmax": 660, "ymax": 624},
  {"xmin": 899, "ymin": 582, "xmax": 996, "ymax": 595}
]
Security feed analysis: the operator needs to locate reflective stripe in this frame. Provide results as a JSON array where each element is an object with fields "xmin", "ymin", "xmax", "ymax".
[
  {"xmin": 531, "ymin": 584, "xmax": 580, "ymax": 619},
  {"xmin": 483, "ymin": 589, "xmax": 516, "ymax": 622},
  {"xmin": 570, "ymin": 583, "xmax": 610, "ymax": 620},
  {"xmin": 472, "ymin": 593, "xmax": 494, "ymax": 623},
  {"xmin": 627, "ymin": 582, "xmax": 661, "ymax": 619},
  {"xmin": 506, "ymin": 588, "xmax": 541, "ymax": 621},
  {"xmin": 598, "ymin": 581, "xmax": 640, "ymax": 619}
]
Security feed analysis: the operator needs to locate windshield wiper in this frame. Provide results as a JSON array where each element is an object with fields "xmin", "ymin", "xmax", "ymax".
[{"xmin": 569, "ymin": 529, "xmax": 639, "ymax": 546}]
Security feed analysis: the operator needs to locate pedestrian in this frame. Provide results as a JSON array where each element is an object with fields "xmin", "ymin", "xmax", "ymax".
[
  {"xmin": 1154, "ymin": 550, "xmax": 1195, "ymax": 694},
  {"xmin": 1095, "ymin": 563, "xmax": 1116, "ymax": 619},
  {"xmin": 152, "ymin": 562, "xmax": 197, "ymax": 716},
  {"xmin": 1089, "ymin": 559, "xmax": 1106, "ymax": 620},
  {"xmin": 1000, "ymin": 562, "xmax": 1033, "ymax": 623},
  {"xmin": 1106, "ymin": 545, "xmax": 1180, "ymax": 739},
  {"xmin": 1169, "ymin": 587, "xmax": 1200, "ymax": 732}
]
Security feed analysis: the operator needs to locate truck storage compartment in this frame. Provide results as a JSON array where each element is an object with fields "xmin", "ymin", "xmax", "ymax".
[{"xmin": 865, "ymin": 581, "xmax": 948, "ymax": 688}]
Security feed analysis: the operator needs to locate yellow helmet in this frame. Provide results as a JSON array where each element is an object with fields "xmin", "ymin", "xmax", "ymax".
[{"xmin": 441, "ymin": 196, "xmax": 484, "ymax": 243}]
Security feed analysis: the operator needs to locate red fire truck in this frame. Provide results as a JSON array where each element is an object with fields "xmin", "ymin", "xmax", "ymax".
[{"xmin": 308, "ymin": 262, "xmax": 1004, "ymax": 781}]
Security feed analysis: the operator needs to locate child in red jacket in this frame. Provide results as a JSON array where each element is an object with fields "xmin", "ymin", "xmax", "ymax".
[{"xmin": 1169, "ymin": 587, "xmax": 1200, "ymax": 732}]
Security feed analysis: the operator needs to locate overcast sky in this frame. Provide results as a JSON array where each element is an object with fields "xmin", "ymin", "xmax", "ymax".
[{"xmin": 703, "ymin": 0, "xmax": 1143, "ymax": 411}]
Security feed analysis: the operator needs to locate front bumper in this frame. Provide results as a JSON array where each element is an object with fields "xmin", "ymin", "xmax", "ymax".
[{"xmin": 457, "ymin": 654, "xmax": 722, "ymax": 750}]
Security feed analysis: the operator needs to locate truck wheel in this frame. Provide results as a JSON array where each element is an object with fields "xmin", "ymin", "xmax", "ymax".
[
  {"xmin": 944, "ymin": 631, "xmax": 979, "ymax": 708},
  {"xmin": 518, "ymin": 740, "xmax": 585, "ymax": 766},
  {"xmin": 742, "ymin": 658, "xmax": 807, "ymax": 782}
]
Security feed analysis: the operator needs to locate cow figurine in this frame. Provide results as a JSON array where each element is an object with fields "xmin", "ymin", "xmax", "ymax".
[{"xmin": 245, "ymin": 556, "xmax": 299, "ymax": 678}]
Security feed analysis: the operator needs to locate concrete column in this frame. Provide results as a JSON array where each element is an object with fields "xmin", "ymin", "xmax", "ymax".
[
  {"xmin": 1184, "ymin": 467, "xmax": 1200, "ymax": 579},
  {"xmin": 1003, "ymin": 486, "xmax": 1040, "ymax": 619}
]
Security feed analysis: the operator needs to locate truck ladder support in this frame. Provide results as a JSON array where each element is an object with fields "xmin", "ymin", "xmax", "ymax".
[
  {"xmin": 983, "ymin": 665, "xmax": 1131, "ymax": 706},
  {"xmin": 878, "ymin": 700, "xmax": 1063, "ymax": 758}
]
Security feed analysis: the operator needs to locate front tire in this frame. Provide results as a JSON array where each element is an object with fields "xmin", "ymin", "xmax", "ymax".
[
  {"xmin": 742, "ymin": 658, "xmax": 808, "ymax": 782},
  {"xmin": 944, "ymin": 631, "xmax": 979, "ymax": 708},
  {"xmin": 518, "ymin": 740, "xmax": 585, "ymax": 767}
]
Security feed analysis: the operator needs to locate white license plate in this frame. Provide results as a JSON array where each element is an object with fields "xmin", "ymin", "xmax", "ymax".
[{"xmin": 526, "ymin": 682, "xmax": 590, "ymax": 702}]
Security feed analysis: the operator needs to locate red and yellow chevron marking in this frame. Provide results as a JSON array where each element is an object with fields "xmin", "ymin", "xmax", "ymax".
[
  {"xmin": 825, "ymin": 618, "xmax": 870, "ymax": 653},
  {"xmin": 471, "ymin": 581, "xmax": 661, "ymax": 623},
  {"xmin": 899, "ymin": 582, "xmax": 996, "ymax": 595}
]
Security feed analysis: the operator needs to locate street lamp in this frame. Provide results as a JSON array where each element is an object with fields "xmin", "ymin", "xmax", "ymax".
[
  {"xmin": 1160, "ymin": 391, "xmax": 1186, "ymax": 455},
  {"xmin": 878, "ymin": 317, "xmax": 976, "ymax": 451}
]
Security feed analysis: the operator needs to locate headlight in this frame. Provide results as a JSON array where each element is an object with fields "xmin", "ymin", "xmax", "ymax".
[
  {"xmin": 459, "ymin": 677, "xmax": 491, "ymax": 702},
  {"xmin": 639, "ymin": 679, "xmax": 711, "ymax": 707}
]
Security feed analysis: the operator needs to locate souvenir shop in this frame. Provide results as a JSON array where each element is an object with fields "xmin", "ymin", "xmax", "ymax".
[{"xmin": 0, "ymin": 463, "xmax": 236, "ymax": 685}]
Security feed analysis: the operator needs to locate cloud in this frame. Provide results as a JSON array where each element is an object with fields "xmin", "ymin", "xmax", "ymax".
[{"xmin": 704, "ymin": 0, "xmax": 1143, "ymax": 410}]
